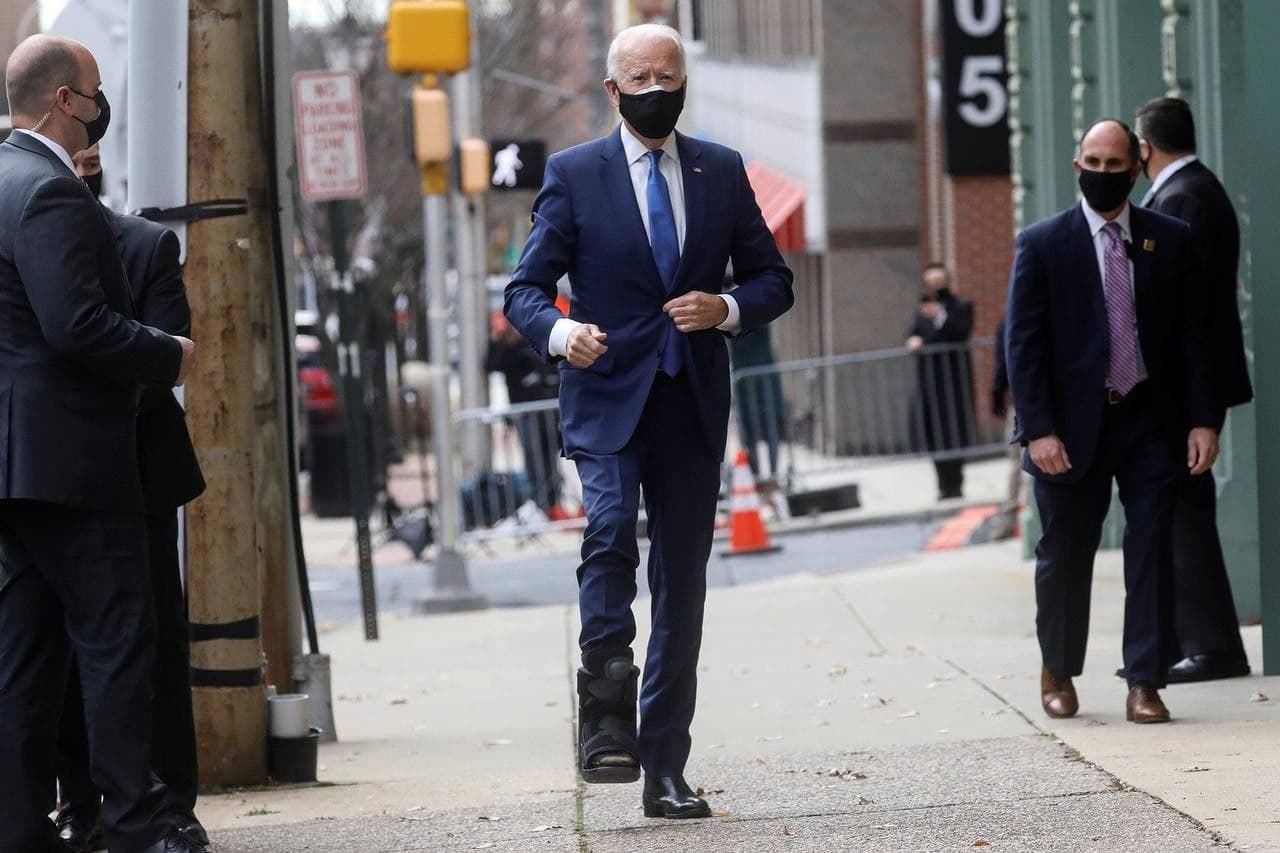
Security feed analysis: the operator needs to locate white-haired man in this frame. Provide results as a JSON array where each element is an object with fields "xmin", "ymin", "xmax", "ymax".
[{"xmin": 505, "ymin": 24, "xmax": 793, "ymax": 818}]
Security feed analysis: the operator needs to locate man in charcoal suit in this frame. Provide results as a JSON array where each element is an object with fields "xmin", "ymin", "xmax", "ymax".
[
  {"xmin": 0, "ymin": 34, "xmax": 201, "ymax": 853},
  {"xmin": 52, "ymin": 144, "xmax": 210, "ymax": 853},
  {"xmin": 1132, "ymin": 97, "xmax": 1254, "ymax": 684}
]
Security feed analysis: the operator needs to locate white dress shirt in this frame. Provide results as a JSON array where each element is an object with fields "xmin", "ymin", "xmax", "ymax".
[
  {"xmin": 547, "ymin": 122, "xmax": 741, "ymax": 357},
  {"xmin": 1080, "ymin": 199, "xmax": 1148, "ymax": 383},
  {"xmin": 11, "ymin": 128, "xmax": 77, "ymax": 175},
  {"xmin": 1139, "ymin": 154, "xmax": 1198, "ymax": 207}
]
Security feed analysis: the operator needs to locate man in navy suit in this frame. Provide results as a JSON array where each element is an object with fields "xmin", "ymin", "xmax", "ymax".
[
  {"xmin": 505, "ymin": 24, "xmax": 793, "ymax": 819},
  {"xmin": 1005, "ymin": 118, "xmax": 1217, "ymax": 725}
]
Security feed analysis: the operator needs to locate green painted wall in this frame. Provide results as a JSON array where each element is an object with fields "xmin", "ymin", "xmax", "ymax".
[{"xmin": 1007, "ymin": 0, "xmax": 1273, "ymax": 658}]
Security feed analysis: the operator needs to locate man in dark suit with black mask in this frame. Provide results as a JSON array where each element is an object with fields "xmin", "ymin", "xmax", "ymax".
[
  {"xmin": 1133, "ymin": 97, "xmax": 1254, "ymax": 684},
  {"xmin": 0, "ymin": 35, "xmax": 201, "ymax": 853},
  {"xmin": 51, "ymin": 144, "xmax": 210, "ymax": 853},
  {"xmin": 1006, "ymin": 118, "xmax": 1217, "ymax": 725}
]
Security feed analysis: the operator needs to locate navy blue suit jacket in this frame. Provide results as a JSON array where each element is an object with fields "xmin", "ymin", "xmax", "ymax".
[
  {"xmin": 504, "ymin": 128, "xmax": 794, "ymax": 457},
  {"xmin": 1005, "ymin": 202, "xmax": 1215, "ymax": 483}
]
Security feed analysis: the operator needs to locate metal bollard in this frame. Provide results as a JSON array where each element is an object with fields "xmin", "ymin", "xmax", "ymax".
[{"xmin": 292, "ymin": 653, "xmax": 338, "ymax": 743}]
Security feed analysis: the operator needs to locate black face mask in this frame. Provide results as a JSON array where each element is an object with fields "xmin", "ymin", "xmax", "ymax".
[
  {"xmin": 68, "ymin": 87, "xmax": 111, "ymax": 147},
  {"xmin": 84, "ymin": 170, "xmax": 103, "ymax": 198},
  {"xmin": 1078, "ymin": 167, "xmax": 1134, "ymax": 213},
  {"xmin": 616, "ymin": 83, "xmax": 685, "ymax": 140}
]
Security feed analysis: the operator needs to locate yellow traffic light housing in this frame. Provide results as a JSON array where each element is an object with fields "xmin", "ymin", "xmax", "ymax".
[
  {"xmin": 386, "ymin": 1, "xmax": 471, "ymax": 75},
  {"xmin": 458, "ymin": 138, "xmax": 491, "ymax": 196},
  {"xmin": 411, "ymin": 85, "xmax": 451, "ymax": 195}
]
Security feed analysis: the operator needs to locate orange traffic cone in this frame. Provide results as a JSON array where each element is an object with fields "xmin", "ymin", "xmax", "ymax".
[{"xmin": 721, "ymin": 449, "xmax": 782, "ymax": 557}]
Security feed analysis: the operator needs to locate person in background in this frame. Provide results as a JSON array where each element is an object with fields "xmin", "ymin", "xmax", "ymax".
[
  {"xmin": 728, "ymin": 272, "xmax": 787, "ymax": 483},
  {"xmin": 990, "ymin": 316, "xmax": 1022, "ymax": 540},
  {"xmin": 906, "ymin": 262, "xmax": 975, "ymax": 500},
  {"xmin": 1132, "ymin": 96, "xmax": 1254, "ymax": 684},
  {"xmin": 52, "ymin": 143, "xmax": 209, "ymax": 853},
  {"xmin": 485, "ymin": 311, "xmax": 565, "ymax": 519}
]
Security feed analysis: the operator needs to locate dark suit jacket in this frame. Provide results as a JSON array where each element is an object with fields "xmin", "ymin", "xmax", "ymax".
[
  {"xmin": 1005, "ymin": 202, "xmax": 1215, "ymax": 483},
  {"xmin": 0, "ymin": 132, "xmax": 181, "ymax": 512},
  {"xmin": 504, "ymin": 128, "xmax": 794, "ymax": 457},
  {"xmin": 907, "ymin": 292, "xmax": 976, "ymax": 451},
  {"xmin": 1146, "ymin": 159, "xmax": 1253, "ymax": 423},
  {"xmin": 108, "ymin": 209, "xmax": 206, "ymax": 512}
]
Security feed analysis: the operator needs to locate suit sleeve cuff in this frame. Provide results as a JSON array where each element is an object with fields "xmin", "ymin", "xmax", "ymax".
[
  {"xmin": 548, "ymin": 317, "xmax": 582, "ymax": 358},
  {"xmin": 716, "ymin": 294, "xmax": 741, "ymax": 333}
]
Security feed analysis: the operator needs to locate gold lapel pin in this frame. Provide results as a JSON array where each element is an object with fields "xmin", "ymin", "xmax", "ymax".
[{"xmin": 1142, "ymin": 238, "xmax": 1156, "ymax": 252}]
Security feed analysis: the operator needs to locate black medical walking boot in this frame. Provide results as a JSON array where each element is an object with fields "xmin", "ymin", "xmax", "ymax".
[{"xmin": 577, "ymin": 646, "xmax": 641, "ymax": 783}]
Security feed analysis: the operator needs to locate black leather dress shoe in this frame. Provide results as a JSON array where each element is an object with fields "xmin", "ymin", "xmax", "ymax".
[
  {"xmin": 642, "ymin": 775, "xmax": 712, "ymax": 819},
  {"xmin": 139, "ymin": 828, "xmax": 209, "ymax": 853},
  {"xmin": 55, "ymin": 809, "xmax": 104, "ymax": 853},
  {"xmin": 1168, "ymin": 653, "xmax": 1251, "ymax": 684}
]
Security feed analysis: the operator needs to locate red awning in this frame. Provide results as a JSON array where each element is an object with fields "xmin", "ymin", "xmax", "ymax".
[{"xmin": 745, "ymin": 160, "xmax": 806, "ymax": 252}]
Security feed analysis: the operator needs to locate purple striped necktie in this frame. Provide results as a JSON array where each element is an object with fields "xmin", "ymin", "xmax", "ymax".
[{"xmin": 1101, "ymin": 221, "xmax": 1140, "ymax": 395}]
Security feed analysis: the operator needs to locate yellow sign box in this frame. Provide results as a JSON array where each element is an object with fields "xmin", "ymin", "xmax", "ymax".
[{"xmin": 386, "ymin": 1, "xmax": 471, "ymax": 75}]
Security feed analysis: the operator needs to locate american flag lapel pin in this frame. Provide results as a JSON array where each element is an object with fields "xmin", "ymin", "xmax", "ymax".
[
  {"xmin": 692, "ymin": 166, "xmax": 703, "ymax": 174},
  {"xmin": 1142, "ymin": 238, "xmax": 1156, "ymax": 252}
]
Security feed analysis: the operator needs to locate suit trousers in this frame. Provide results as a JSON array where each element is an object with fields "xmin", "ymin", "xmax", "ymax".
[
  {"xmin": 58, "ymin": 510, "xmax": 200, "ymax": 823},
  {"xmin": 1172, "ymin": 470, "xmax": 1247, "ymax": 658},
  {"xmin": 0, "ymin": 500, "xmax": 174, "ymax": 853},
  {"xmin": 1032, "ymin": 388, "xmax": 1181, "ymax": 687},
  {"xmin": 572, "ymin": 371, "xmax": 722, "ymax": 777}
]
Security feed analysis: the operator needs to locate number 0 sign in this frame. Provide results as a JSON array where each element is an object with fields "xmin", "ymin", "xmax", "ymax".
[{"xmin": 941, "ymin": 0, "xmax": 1010, "ymax": 176}]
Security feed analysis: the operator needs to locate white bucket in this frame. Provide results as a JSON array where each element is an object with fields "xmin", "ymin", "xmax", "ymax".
[{"xmin": 267, "ymin": 692, "xmax": 311, "ymax": 739}]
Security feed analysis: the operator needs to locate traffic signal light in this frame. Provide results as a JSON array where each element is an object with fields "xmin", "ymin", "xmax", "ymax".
[
  {"xmin": 386, "ymin": 1, "xmax": 471, "ymax": 75},
  {"xmin": 457, "ymin": 138, "xmax": 491, "ymax": 196}
]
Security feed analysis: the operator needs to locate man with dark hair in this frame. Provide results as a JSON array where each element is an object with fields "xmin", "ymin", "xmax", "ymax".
[
  {"xmin": 1134, "ymin": 96, "xmax": 1254, "ymax": 684},
  {"xmin": 1006, "ymin": 117, "xmax": 1217, "ymax": 724},
  {"xmin": 906, "ymin": 262, "xmax": 975, "ymax": 500},
  {"xmin": 0, "ymin": 34, "xmax": 200, "ymax": 853}
]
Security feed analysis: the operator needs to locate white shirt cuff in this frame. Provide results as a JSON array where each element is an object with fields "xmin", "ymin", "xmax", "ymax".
[
  {"xmin": 717, "ymin": 294, "xmax": 741, "ymax": 333},
  {"xmin": 548, "ymin": 317, "xmax": 582, "ymax": 357}
]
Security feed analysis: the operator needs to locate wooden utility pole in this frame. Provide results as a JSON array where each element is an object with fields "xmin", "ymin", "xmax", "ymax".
[
  {"xmin": 242, "ymin": 0, "xmax": 296, "ymax": 700},
  {"xmin": 185, "ymin": 0, "xmax": 281, "ymax": 787}
]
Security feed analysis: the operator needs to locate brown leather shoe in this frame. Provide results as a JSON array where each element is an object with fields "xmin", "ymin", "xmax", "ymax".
[
  {"xmin": 1040, "ymin": 666, "xmax": 1078, "ymax": 718},
  {"xmin": 1126, "ymin": 683, "xmax": 1171, "ymax": 724}
]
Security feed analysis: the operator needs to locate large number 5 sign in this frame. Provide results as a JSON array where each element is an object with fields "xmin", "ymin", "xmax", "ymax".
[
  {"xmin": 942, "ymin": 0, "xmax": 1010, "ymax": 174},
  {"xmin": 959, "ymin": 55, "xmax": 1007, "ymax": 127}
]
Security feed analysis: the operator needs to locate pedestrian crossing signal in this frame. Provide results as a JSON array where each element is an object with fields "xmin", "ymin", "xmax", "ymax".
[{"xmin": 487, "ymin": 139, "xmax": 546, "ymax": 191}]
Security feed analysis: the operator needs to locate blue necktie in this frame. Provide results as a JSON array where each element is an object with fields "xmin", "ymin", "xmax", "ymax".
[
  {"xmin": 646, "ymin": 150, "xmax": 686, "ymax": 376},
  {"xmin": 646, "ymin": 150, "xmax": 680, "ymax": 290}
]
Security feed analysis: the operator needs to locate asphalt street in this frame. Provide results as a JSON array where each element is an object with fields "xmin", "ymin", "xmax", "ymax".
[{"xmin": 306, "ymin": 520, "xmax": 934, "ymax": 623}]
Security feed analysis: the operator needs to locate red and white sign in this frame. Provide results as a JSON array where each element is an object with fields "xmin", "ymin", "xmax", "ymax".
[{"xmin": 293, "ymin": 70, "xmax": 368, "ymax": 201}]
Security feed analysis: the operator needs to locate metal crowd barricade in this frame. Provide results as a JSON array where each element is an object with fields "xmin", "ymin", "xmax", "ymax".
[
  {"xmin": 448, "ymin": 338, "xmax": 1005, "ymax": 545},
  {"xmin": 452, "ymin": 398, "xmax": 585, "ymax": 547},
  {"xmin": 729, "ymin": 337, "xmax": 1006, "ymax": 494}
]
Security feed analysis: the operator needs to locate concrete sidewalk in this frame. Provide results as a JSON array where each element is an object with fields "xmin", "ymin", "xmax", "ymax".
[{"xmin": 202, "ymin": 541, "xmax": 1276, "ymax": 852}]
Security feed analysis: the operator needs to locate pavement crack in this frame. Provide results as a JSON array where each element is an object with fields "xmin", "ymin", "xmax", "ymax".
[
  {"xmin": 831, "ymin": 585, "xmax": 887, "ymax": 654},
  {"xmin": 943, "ymin": 658, "xmax": 1242, "ymax": 851},
  {"xmin": 563, "ymin": 604, "xmax": 591, "ymax": 853}
]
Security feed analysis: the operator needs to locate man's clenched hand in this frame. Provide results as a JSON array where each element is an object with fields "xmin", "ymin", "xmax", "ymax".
[
  {"xmin": 663, "ymin": 292, "xmax": 728, "ymax": 333},
  {"xmin": 566, "ymin": 324, "xmax": 608, "ymax": 368}
]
